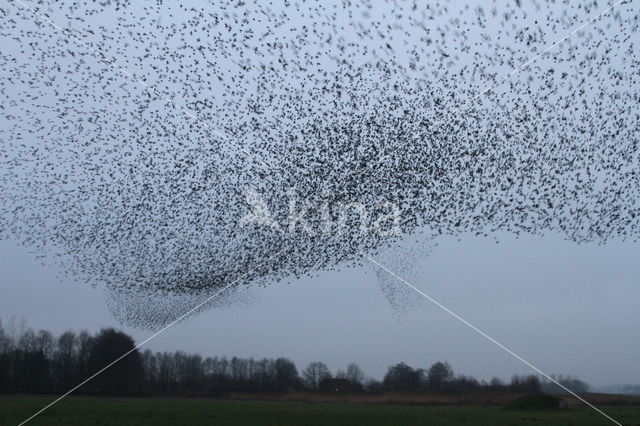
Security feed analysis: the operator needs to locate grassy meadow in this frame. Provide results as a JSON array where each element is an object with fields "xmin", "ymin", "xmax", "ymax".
[{"xmin": 2, "ymin": 394, "xmax": 639, "ymax": 426}]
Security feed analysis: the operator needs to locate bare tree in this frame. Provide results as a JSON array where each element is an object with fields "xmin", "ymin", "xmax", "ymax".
[
  {"xmin": 0, "ymin": 319, "xmax": 14, "ymax": 353},
  {"xmin": 302, "ymin": 361, "xmax": 331, "ymax": 390},
  {"xmin": 274, "ymin": 358, "xmax": 300, "ymax": 392},
  {"xmin": 88, "ymin": 328, "xmax": 143, "ymax": 394},
  {"xmin": 55, "ymin": 331, "xmax": 77, "ymax": 387},
  {"xmin": 427, "ymin": 361, "xmax": 453, "ymax": 391},
  {"xmin": 383, "ymin": 363, "xmax": 425, "ymax": 391},
  {"xmin": 345, "ymin": 362, "xmax": 365, "ymax": 388}
]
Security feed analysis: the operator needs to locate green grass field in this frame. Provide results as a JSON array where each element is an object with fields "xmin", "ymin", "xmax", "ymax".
[{"xmin": 2, "ymin": 395, "xmax": 639, "ymax": 426}]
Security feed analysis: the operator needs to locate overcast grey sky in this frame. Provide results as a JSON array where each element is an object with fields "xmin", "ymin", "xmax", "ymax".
[{"xmin": 1, "ymin": 230, "xmax": 638, "ymax": 386}]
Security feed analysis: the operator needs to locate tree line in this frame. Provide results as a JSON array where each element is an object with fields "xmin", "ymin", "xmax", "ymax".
[{"xmin": 0, "ymin": 320, "xmax": 588, "ymax": 396}]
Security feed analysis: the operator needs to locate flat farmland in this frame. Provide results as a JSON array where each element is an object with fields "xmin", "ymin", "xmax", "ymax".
[{"xmin": 2, "ymin": 394, "xmax": 639, "ymax": 426}]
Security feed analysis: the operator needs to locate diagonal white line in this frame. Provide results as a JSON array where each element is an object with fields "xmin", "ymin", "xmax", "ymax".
[
  {"xmin": 17, "ymin": 247, "xmax": 286, "ymax": 426},
  {"xmin": 8, "ymin": 0, "xmax": 274, "ymax": 172},
  {"xmin": 363, "ymin": 252, "xmax": 622, "ymax": 426},
  {"xmin": 359, "ymin": 0, "xmax": 628, "ymax": 177}
]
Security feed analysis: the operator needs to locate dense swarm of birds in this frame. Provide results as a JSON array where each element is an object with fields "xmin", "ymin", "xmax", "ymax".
[{"xmin": 0, "ymin": 0, "xmax": 639, "ymax": 328}]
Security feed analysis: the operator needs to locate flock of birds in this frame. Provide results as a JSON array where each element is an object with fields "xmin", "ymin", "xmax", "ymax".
[{"xmin": 0, "ymin": 0, "xmax": 639, "ymax": 328}]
